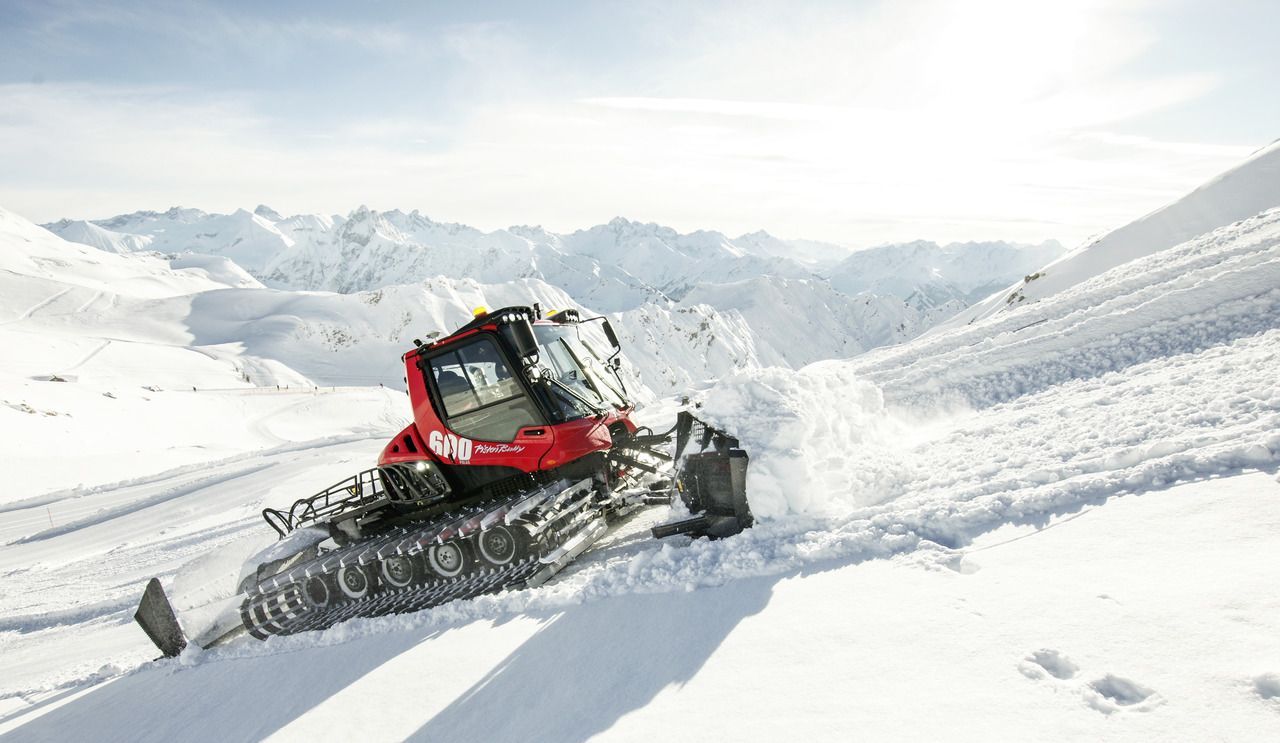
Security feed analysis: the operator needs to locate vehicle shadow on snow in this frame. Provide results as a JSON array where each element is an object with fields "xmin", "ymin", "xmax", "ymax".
[
  {"xmin": 4, "ymin": 624, "xmax": 457, "ymax": 743},
  {"xmin": 7, "ymin": 578, "xmax": 773, "ymax": 743},
  {"xmin": 409, "ymin": 577, "xmax": 775, "ymax": 743}
]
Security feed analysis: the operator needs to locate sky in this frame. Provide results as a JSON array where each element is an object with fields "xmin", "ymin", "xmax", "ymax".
[{"xmin": 0, "ymin": 0, "xmax": 1276, "ymax": 247}]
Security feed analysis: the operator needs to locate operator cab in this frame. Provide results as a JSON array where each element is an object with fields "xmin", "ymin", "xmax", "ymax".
[
  {"xmin": 381, "ymin": 306, "xmax": 636, "ymax": 490},
  {"xmin": 420, "ymin": 306, "xmax": 631, "ymax": 442},
  {"xmin": 425, "ymin": 333, "xmax": 542, "ymax": 442}
]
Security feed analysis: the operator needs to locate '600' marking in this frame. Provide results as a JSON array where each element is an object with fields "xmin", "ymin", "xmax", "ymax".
[{"xmin": 428, "ymin": 430, "xmax": 472, "ymax": 463}]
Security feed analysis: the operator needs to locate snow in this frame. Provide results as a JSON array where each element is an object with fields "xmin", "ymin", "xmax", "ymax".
[
  {"xmin": 694, "ymin": 204, "xmax": 1279, "ymax": 529},
  {"xmin": 826, "ymin": 238, "xmax": 1065, "ymax": 303},
  {"xmin": 4, "ymin": 473, "xmax": 1277, "ymax": 741},
  {"xmin": 37, "ymin": 219, "xmax": 153, "ymax": 254},
  {"xmin": 4, "ymin": 139, "xmax": 1280, "ymax": 740},
  {"xmin": 943, "ymin": 138, "xmax": 1280, "ymax": 331}
]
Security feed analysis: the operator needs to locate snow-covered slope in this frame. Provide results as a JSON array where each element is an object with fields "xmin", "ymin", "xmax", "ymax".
[
  {"xmin": 4, "ymin": 187, "xmax": 1279, "ymax": 741},
  {"xmin": 0, "ymin": 207, "xmax": 244, "ymax": 302},
  {"xmin": 0, "ymin": 206, "xmax": 414, "ymax": 495},
  {"xmin": 39, "ymin": 219, "xmax": 153, "ymax": 254},
  {"xmin": 682, "ymin": 276, "xmax": 935, "ymax": 364},
  {"xmin": 826, "ymin": 238, "xmax": 1065, "ymax": 304},
  {"xmin": 702, "ymin": 205, "xmax": 1280, "ymax": 519},
  {"xmin": 943, "ymin": 139, "xmax": 1280, "ymax": 330},
  {"xmin": 87, "ymin": 207, "xmax": 296, "ymax": 276},
  {"xmin": 731, "ymin": 230, "xmax": 853, "ymax": 268}
]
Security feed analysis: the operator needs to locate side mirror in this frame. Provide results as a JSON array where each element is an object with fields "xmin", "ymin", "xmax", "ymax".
[
  {"xmin": 509, "ymin": 318, "xmax": 539, "ymax": 360},
  {"xmin": 601, "ymin": 318, "xmax": 620, "ymax": 349}
]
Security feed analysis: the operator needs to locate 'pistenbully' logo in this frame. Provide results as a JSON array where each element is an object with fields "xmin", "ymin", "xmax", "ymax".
[{"xmin": 427, "ymin": 432, "xmax": 525, "ymax": 462}]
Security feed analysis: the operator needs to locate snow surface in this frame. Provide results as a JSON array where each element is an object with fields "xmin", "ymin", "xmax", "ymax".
[{"xmin": 4, "ymin": 141, "xmax": 1280, "ymax": 741}]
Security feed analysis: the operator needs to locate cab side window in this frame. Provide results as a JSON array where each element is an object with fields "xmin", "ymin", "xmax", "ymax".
[{"xmin": 427, "ymin": 336, "xmax": 541, "ymax": 442}]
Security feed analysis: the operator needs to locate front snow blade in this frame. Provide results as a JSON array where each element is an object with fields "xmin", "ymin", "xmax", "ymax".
[
  {"xmin": 653, "ymin": 412, "xmax": 753, "ymax": 540},
  {"xmin": 134, "ymin": 577, "xmax": 187, "ymax": 658}
]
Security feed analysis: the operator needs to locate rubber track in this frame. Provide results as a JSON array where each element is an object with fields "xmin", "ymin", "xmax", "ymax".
[
  {"xmin": 239, "ymin": 481, "xmax": 601, "ymax": 639},
  {"xmin": 241, "ymin": 558, "xmax": 544, "ymax": 637}
]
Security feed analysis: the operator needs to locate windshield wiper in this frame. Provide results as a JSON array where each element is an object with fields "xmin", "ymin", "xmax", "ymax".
[{"xmin": 545, "ymin": 376, "xmax": 608, "ymax": 416}]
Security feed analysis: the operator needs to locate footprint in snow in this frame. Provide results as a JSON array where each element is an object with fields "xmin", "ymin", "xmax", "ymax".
[
  {"xmin": 1083, "ymin": 674, "xmax": 1163, "ymax": 714},
  {"xmin": 1254, "ymin": 673, "xmax": 1280, "ymax": 703},
  {"xmin": 1019, "ymin": 648, "xmax": 1079, "ymax": 680}
]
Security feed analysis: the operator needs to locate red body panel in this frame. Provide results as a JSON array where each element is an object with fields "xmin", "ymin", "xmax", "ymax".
[{"xmin": 376, "ymin": 318, "xmax": 636, "ymax": 476}]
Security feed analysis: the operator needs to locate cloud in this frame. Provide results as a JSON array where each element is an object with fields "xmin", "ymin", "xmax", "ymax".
[
  {"xmin": 582, "ymin": 97, "xmax": 840, "ymax": 121},
  {"xmin": 1070, "ymin": 132, "xmax": 1255, "ymax": 159},
  {"xmin": 0, "ymin": 0, "xmax": 1262, "ymax": 249}
]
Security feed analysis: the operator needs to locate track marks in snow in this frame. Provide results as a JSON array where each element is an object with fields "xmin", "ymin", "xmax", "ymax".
[
  {"xmin": 1019, "ymin": 652, "xmax": 1163, "ymax": 714},
  {"xmin": 1083, "ymin": 674, "xmax": 1162, "ymax": 714},
  {"xmin": 1254, "ymin": 673, "xmax": 1280, "ymax": 703},
  {"xmin": 0, "ymin": 431, "xmax": 385, "ymax": 516},
  {"xmin": 0, "ymin": 596, "xmax": 137, "ymax": 634},
  {"xmin": 65, "ymin": 340, "xmax": 111, "ymax": 371},
  {"xmin": 1019, "ymin": 649, "xmax": 1078, "ymax": 680},
  {"xmin": 74, "ymin": 290, "xmax": 104, "ymax": 314},
  {"xmin": 7, "ymin": 287, "xmax": 72, "ymax": 324},
  {"xmin": 12, "ymin": 462, "xmax": 275, "ymax": 544}
]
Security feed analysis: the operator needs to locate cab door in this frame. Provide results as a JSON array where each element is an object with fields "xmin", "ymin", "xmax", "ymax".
[{"xmin": 422, "ymin": 334, "xmax": 553, "ymax": 472}]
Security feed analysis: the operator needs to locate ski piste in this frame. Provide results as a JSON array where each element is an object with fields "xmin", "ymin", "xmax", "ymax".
[{"xmin": 134, "ymin": 304, "xmax": 753, "ymax": 657}]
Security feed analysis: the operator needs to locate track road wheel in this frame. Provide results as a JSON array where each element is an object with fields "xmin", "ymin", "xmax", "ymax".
[
  {"xmin": 427, "ymin": 540, "xmax": 470, "ymax": 579},
  {"xmin": 476, "ymin": 525, "xmax": 528, "ymax": 567},
  {"xmin": 337, "ymin": 564, "xmax": 372, "ymax": 600},
  {"xmin": 380, "ymin": 555, "xmax": 420, "ymax": 589},
  {"xmin": 303, "ymin": 576, "xmax": 331, "ymax": 608}
]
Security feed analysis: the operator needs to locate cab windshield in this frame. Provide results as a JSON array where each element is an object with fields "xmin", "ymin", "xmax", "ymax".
[{"xmin": 533, "ymin": 324, "xmax": 628, "ymax": 410}]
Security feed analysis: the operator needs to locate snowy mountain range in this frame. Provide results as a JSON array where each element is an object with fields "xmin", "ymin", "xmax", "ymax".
[
  {"xmin": 826, "ymin": 238, "xmax": 1064, "ymax": 307},
  {"xmin": 42, "ymin": 206, "xmax": 1066, "ymax": 389}
]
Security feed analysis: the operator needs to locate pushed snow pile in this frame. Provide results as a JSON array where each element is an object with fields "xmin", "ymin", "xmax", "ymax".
[
  {"xmin": 703, "ymin": 205, "xmax": 1280, "ymax": 523},
  {"xmin": 699, "ymin": 363, "xmax": 905, "ymax": 519}
]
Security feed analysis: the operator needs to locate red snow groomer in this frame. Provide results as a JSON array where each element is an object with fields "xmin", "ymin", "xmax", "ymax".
[{"xmin": 135, "ymin": 305, "xmax": 751, "ymax": 656}]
